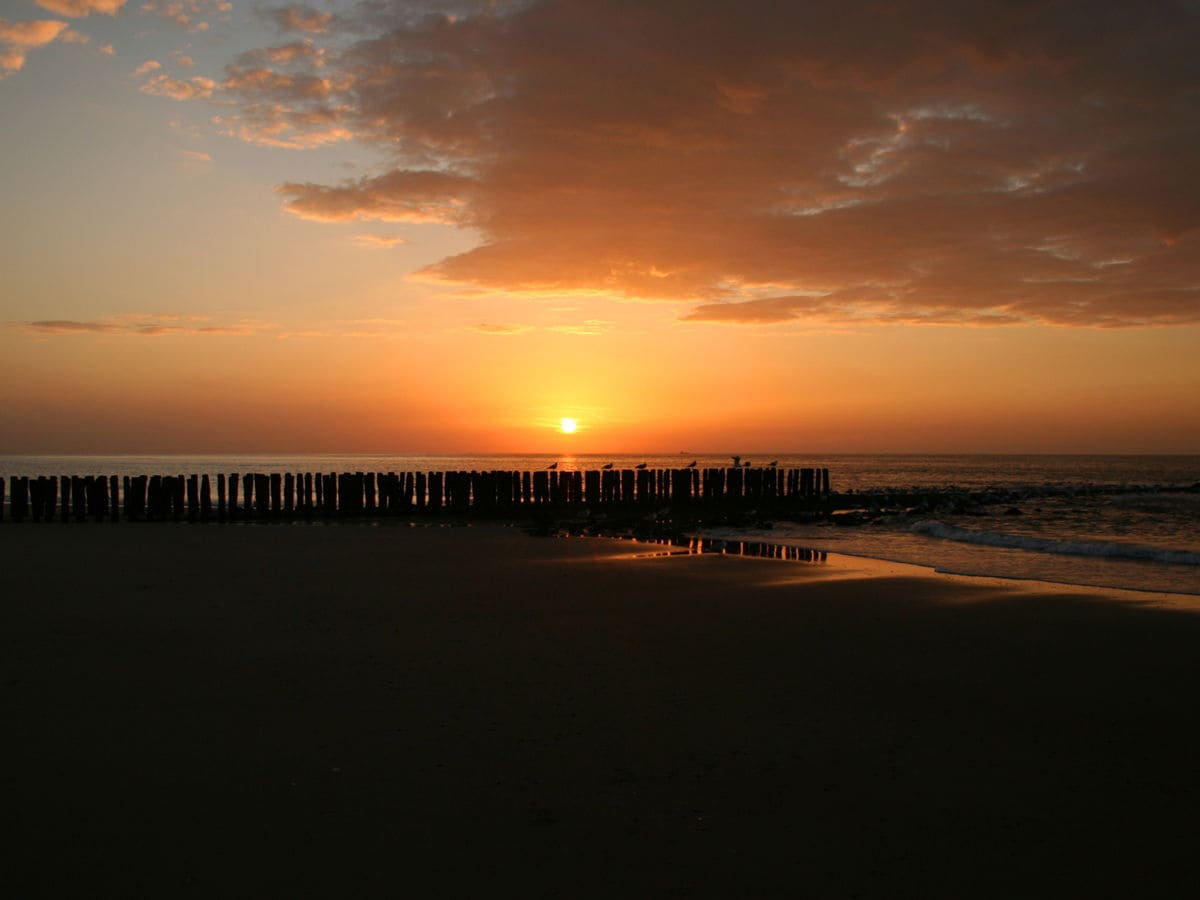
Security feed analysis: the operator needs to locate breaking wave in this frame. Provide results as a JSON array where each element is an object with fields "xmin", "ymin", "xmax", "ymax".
[{"xmin": 910, "ymin": 521, "xmax": 1200, "ymax": 567}]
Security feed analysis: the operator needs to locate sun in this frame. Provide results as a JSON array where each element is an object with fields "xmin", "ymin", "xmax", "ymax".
[{"xmin": 559, "ymin": 417, "xmax": 578, "ymax": 434}]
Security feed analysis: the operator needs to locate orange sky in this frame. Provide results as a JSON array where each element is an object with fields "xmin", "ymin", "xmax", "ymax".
[{"xmin": 1, "ymin": 1, "xmax": 1198, "ymax": 453}]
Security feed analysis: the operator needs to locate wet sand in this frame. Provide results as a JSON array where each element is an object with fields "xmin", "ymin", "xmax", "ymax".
[{"xmin": 4, "ymin": 523, "xmax": 1200, "ymax": 897}]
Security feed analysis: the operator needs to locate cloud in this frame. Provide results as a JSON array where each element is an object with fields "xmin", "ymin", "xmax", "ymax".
[
  {"xmin": 208, "ymin": 0, "xmax": 1200, "ymax": 327},
  {"xmin": 34, "ymin": 0, "xmax": 126, "ymax": 16},
  {"xmin": 0, "ymin": 18, "xmax": 70, "ymax": 76},
  {"xmin": 351, "ymin": 233, "xmax": 408, "ymax": 248},
  {"xmin": 140, "ymin": 1, "xmax": 232, "ymax": 32},
  {"xmin": 550, "ymin": 319, "xmax": 615, "ymax": 336},
  {"xmin": 133, "ymin": 58, "xmax": 160, "ymax": 75},
  {"xmin": 21, "ymin": 314, "xmax": 257, "ymax": 336},
  {"xmin": 470, "ymin": 322, "xmax": 531, "ymax": 334},
  {"xmin": 139, "ymin": 71, "xmax": 215, "ymax": 99},
  {"xmin": 266, "ymin": 5, "xmax": 334, "ymax": 34},
  {"xmin": 277, "ymin": 170, "xmax": 475, "ymax": 223}
]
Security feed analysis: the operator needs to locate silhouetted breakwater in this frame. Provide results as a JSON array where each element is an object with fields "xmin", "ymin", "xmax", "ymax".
[{"xmin": 0, "ymin": 467, "xmax": 831, "ymax": 523}]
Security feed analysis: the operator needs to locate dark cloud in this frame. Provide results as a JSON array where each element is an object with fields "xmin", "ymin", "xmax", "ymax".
[{"xmin": 222, "ymin": 0, "xmax": 1200, "ymax": 326}]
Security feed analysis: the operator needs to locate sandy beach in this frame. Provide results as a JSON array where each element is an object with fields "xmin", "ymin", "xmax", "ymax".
[{"xmin": 5, "ymin": 522, "xmax": 1199, "ymax": 897}]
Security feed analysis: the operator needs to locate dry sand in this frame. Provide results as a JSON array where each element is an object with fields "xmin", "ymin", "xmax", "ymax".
[{"xmin": 4, "ymin": 522, "xmax": 1200, "ymax": 897}]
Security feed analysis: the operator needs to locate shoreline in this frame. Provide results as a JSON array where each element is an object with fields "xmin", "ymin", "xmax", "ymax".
[{"xmin": 6, "ymin": 522, "xmax": 1200, "ymax": 895}]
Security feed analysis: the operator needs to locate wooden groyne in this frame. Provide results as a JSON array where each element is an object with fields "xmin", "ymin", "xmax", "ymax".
[{"xmin": 0, "ymin": 467, "xmax": 831, "ymax": 523}]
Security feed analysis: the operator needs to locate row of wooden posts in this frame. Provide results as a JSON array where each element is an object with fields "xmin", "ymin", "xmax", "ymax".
[{"xmin": 0, "ymin": 467, "xmax": 832, "ymax": 523}]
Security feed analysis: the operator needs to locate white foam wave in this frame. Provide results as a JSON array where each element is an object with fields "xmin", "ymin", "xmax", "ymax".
[{"xmin": 910, "ymin": 520, "xmax": 1200, "ymax": 567}]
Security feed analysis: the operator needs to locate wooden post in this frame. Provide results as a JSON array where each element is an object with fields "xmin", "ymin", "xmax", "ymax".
[
  {"xmin": 822, "ymin": 468, "xmax": 831, "ymax": 495},
  {"xmin": 95, "ymin": 476, "xmax": 109, "ymax": 522},
  {"xmin": 243, "ymin": 473, "xmax": 254, "ymax": 520},
  {"xmin": 174, "ymin": 476, "xmax": 185, "ymax": 522},
  {"xmin": 229, "ymin": 474, "xmax": 239, "ymax": 521},
  {"xmin": 256, "ymin": 474, "xmax": 270, "ymax": 518},
  {"xmin": 395, "ymin": 472, "xmax": 408, "ymax": 511},
  {"xmin": 383, "ymin": 473, "xmax": 395, "ymax": 514},
  {"xmin": 326, "ymin": 472, "xmax": 338, "ymax": 515},
  {"xmin": 45, "ymin": 477, "xmax": 58, "ymax": 522},
  {"xmin": 217, "ymin": 473, "xmax": 226, "ymax": 519},
  {"xmin": 30, "ymin": 478, "xmax": 43, "ymax": 523},
  {"xmin": 60, "ymin": 476, "xmax": 72, "ymax": 523},
  {"xmin": 0, "ymin": 476, "xmax": 4, "ymax": 523},
  {"xmin": 72, "ymin": 476, "xmax": 86, "ymax": 522},
  {"xmin": 11, "ymin": 477, "xmax": 28, "ymax": 523},
  {"xmin": 284, "ymin": 473, "xmax": 294, "ymax": 514},
  {"xmin": 314, "ymin": 473, "xmax": 323, "ymax": 512},
  {"xmin": 429, "ymin": 472, "xmax": 443, "ymax": 512},
  {"xmin": 187, "ymin": 474, "xmax": 200, "ymax": 522},
  {"xmin": 415, "ymin": 472, "xmax": 426, "ymax": 511},
  {"xmin": 200, "ymin": 475, "xmax": 211, "ymax": 520},
  {"xmin": 337, "ymin": 474, "xmax": 349, "ymax": 516},
  {"xmin": 109, "ymin": 475, "xmax": 119, "ymax": 522},
  {"xmin": 130, "ymin": 476, "xmax": 146, "ymax": 521},
  {"xmin": 269, "ymin": 473, "xmax": 282, "ymax": 517}
]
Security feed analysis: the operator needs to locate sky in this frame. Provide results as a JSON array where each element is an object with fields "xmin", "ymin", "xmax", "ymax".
[{"xmin": 1, "ymin": 0, "xmax": 1198, "ymax": 454}]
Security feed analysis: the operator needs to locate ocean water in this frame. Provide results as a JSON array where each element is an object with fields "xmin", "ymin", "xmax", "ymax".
[{"xmin": 2, "ymin": 453, "xmax": 1197, "ymax": 596}]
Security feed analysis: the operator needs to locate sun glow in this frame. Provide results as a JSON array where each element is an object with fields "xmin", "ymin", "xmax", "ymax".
[{"xmin": 559, "ymin": 417, "xmax": 578, "ymax": 434}]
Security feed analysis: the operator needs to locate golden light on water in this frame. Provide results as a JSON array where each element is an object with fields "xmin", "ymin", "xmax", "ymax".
[{"xmin": 560, "ymin": 417, "xmax": 578, "ymax": 434}]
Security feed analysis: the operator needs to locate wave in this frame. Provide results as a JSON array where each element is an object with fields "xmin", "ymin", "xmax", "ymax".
[{"xmin": 910, "ymin": 520, "xmax": 1200, "ymax": 567}]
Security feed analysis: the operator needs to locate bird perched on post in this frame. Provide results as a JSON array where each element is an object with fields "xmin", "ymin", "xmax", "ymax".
[
  {"xmin": 635, "ymin": 463, "xmax": 647, "ymax": 470},
  {"xmin": 768, "ymin": 460, "xmax": 778, "ymax": 467},
  {"xmin": 547, "ymin": 462, "xmax": 558, "ymax": 470},
  {"xmin": 686, "ymin": 460, "xmax": 697, "ymax": 468},
  {"xmin": 602, "ymin": 463, "xmax": 614, "ymax": 470}
]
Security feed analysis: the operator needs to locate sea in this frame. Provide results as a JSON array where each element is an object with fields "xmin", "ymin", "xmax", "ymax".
[{"xmin": 2, "ymin": 453, "xmax": 1198, "ymax": 597}]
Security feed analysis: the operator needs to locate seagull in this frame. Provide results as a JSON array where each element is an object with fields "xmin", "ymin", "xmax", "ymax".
[
  {"xmin": 635, "ymin": 463, "xmax": 648, "ymax": 470},
  {"xmin": 686, "ymin": 460, "xmax": 697, "ymax": 468},
  {"xmin": 602, "ymin": 463, "xmax": 614, "ymax": 470},
  {"xmin": 768, "ymin": 460, "xmax": 778, "ymax": 467},
  {"xmin": 547, "ymin": 462, "xmax": 558, "ymax": 470}
]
